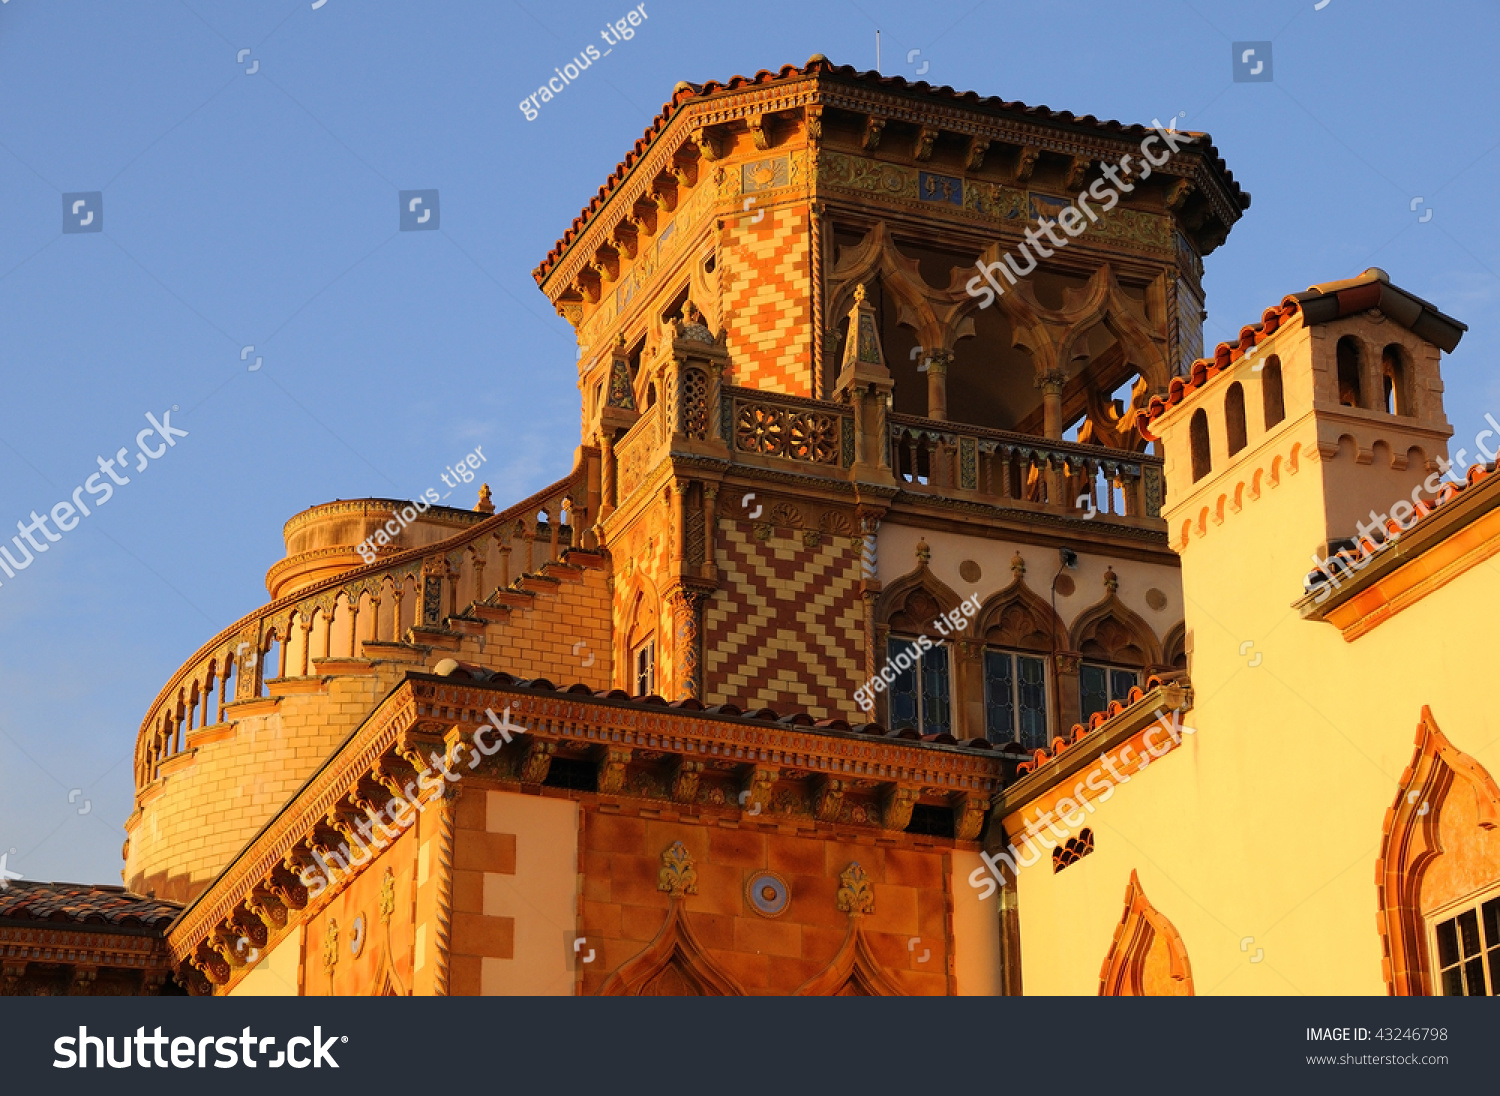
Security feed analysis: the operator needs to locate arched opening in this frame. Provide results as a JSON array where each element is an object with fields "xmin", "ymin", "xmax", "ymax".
[
  {"xmin": 1225, "ymin": 382, "xmax": 1247, "ymax": 456},
  {"xmin": 1336, "ymin": 337, "xmax": 1363, "ymax": 408},
  {"xmin": 1189, "ymin": 409, "xmax": 1211, "ymax": 482},
  {"xmin": 1383, "ymin": 344, "xmax": 1411, "ymax": 416},
  {"xmin": 1262, "ymin": 357, "xmax": 1285, "ymax": 428}
]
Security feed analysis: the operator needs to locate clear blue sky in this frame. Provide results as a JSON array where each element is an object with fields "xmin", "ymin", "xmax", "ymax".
[{"xmin": 0, "ymin": 0, "xmax": 1495, "ymax": 885}]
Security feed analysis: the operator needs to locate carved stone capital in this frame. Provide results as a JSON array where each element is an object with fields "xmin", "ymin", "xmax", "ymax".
[
  {"xmin": 598, "ymin": 746, "xmax": 632, "ymax": 795},
  {"xmin": 1065, "ymin": 154, "xmax": 1090, "ymax": 191},
  {"xmin": 914, "ymin": 125, "xmax": 938, "ymax": 162},
  {"xmin": 1015, "ymin": 145, "xmax": 1040, "ymax": 184},
  {"xmin": 953, "ymin": 794, "xmax": 988, "ymax": 842},
  {"xmin": 965, "ymin": 136, "xmax": 990, "ymax": 172},
  {"xmin": 1037, "ymin": 367, "xmax": 1068, "ymax": 395},
  {"xmin": 741, "ymin": 765, "xmax": 777, "ymax": 817},
  {"xmin": 670, "ymin": 758, "xmax": 704, "ymax": 804},
  {"xmin": 247, "ymin": 887, "xmax": 288, "ymax": 932},
  {"xmin": 517, "ymin": 738, "xmax": 556, "ymax": 785},
  {"xmin": 880, "ymin": 784, "xmax": 919, "ymax": 831},
  {"xmin": 813, "ymin": 776, "xmax": 845, "ymax": 823},
  {"xmin": 747, "ymin": 113, "xmax": 771, "ymax": 151}
]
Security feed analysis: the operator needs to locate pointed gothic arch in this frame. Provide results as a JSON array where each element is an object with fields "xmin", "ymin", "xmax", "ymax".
[
  {"xmin": 1099, "ymin": 870, "xmax": 1194, "ymax": 996},
  {"xmin": 1051, "ymin": 266, "xmax": 1173, "ymax": 392},
  {"xmin": 794, "ymin": 921, "xmax": 906, "ymax": 996},
  {"xmin": 616, "ymin": 571, "xmax": 661, "ymax": 695},
  {"xmin": 1069, "ymin": 591, "xmax": 1162, "ymax": 668},
  {"xmin": 1161, "ymin": 621, "xmax": 1188, "ymax": 673},
  {"xmin": 597, "ymin": 902, "xmax": 746, "ymax": 996},
  {"xmin": 1377, "ymin": 707, "xmax": 1500, "ymax": 996},
  {"xmin": 974, "ymin": 577, "xmax": 1067, "ymax": 653},
  {"xmin": 874, "ymin": 559, "xmax": 962, "ymax": 636},
  {"xmin": 826, "ymin": 223, "xmax": 946, "ymax": 351}
]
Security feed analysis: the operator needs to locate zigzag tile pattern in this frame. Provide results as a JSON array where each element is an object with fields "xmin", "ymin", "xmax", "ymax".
[{"xmin": 704, "ymin": 523, "xmax": 864, "ymax": 717}]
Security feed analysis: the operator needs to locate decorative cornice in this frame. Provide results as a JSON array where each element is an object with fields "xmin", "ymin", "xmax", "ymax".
[{"xmin": 168, "ymin": 675, "xmax": 1004, "ymax": 987}]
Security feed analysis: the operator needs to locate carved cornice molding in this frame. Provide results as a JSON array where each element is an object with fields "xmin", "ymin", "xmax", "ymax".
[{"xmin": 168, "ymin": 676, "xmax": 1003, "ymax": 989}]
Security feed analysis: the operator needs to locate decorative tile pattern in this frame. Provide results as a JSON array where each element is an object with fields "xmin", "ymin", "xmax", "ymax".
[{"xmin": 704, "ymin": 524, "xmax": 864, "ymax": 717}]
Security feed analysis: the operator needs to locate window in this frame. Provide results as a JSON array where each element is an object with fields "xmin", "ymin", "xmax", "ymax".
[
  {"xmin": 1225, "ymin": 382, "xmax": 1247, "ymax": 456},
  {"xmin": 983, "ymin": 649, "xmax": 1048, "ymax": 749},
  {"xmin": 1432, "ymin": 893, "xmax": 1500, "ymax": 995},
  {"xmin": 1189, "ymin": 409, "xmax": 1211, "ymax": 482},
  {"xmin": 1382, "ymin": 344, "xmax": 1410, "ymax": 416},
  {"xmin": 1262, "ymin": 357, "xmax": 1285, "ymax": 428},
  {"xmin": 633, "ymin": 641, "xmax": 655, "ymax": 697},
  {"xmin": 887, "ymin": 635, "xmax": 951, "ymax": 735},
  {"xmin": 1080, "ymin": 663, "xmax": 1139, "ymax": 723},
  {"xmin": 1336, "ymin": 337, "xmax": 1363, "ymax": 408}
]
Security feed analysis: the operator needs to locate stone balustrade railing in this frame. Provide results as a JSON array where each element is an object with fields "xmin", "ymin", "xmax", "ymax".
[
  {"xmin": 133, "ymin": 468, "xmax": 588, "ymax": 792},
  {"xmin": 888, "ymin": 413, "xmax": 1163, "ymax": 522}
]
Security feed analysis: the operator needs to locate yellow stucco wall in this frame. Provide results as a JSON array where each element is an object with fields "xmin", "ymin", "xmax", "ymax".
[{"xmin": 1006, "ymin": 311, "xmax": 1496, "ymax": 995}]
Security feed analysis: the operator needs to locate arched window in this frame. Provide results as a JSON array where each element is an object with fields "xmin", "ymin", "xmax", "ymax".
[
  {"xmin": 1337, "ymin": 337, "xmax": 1363, "ymax": 408},
  {"xmin": 1225, "ymin": 382, "xmax": 1247, "ymax": 456},
  {"xmin": 1189, "ymin": 409, "xmax": 1211, "ymax": 482},
  {"xmin": 1262, "ymin": 357, "xmax": 1285, "ymax": 428},
  {"xmin": 1383, "ymin": 344, "xmax": 1411, "ymax": 416}
]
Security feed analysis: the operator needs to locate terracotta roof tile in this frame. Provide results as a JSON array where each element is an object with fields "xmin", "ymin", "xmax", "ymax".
[
  {"xmin": 0, "ymin": 881, "xmax": 180, "ymax": 929},
  {"xmin": 1141, "ymin": 268, "xmax": 1467, "ymax": 438},
  {"xmin": 1306, "ymin": 461, "xmax": 1496, "ymax": 592},
  {"xmin": 1014, "ymin": 677, "xmax": 1179, "ymax": 776},
  {"xmin": 431, "ymin": 665, "xmax": 995, "ymax": 754}
]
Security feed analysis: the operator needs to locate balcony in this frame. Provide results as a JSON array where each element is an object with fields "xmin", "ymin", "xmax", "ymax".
[{"xmin": 888, "ymin": 413, "xmax": 1162, "ymax": 524}]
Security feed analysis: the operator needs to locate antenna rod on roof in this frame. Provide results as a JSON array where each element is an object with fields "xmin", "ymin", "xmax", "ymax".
[{"xmin": 876, "ymin": 30, "xmax": 881, "ymax": 74}]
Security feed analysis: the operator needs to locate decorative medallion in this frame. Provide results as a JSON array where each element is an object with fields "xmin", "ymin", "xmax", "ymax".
[
  {"xmin": 349, "ymin": 913, "xmax": 366, "ymax": 958},
  {"xmin": 745, "ymin": 871, "xmax": 791, "ymax": 918},
  {"xmin": 1145, "ymin": 587, "xmax": 1168, "ymax": 612},
  {"xmin": 959, "ymin": 560, "xmax": 982, "ymax": 583}
]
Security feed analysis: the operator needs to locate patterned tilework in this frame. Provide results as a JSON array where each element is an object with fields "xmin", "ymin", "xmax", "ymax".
[
  {"xmin": 719, "ymin": 202, "xmax": 814, "ymax": 396},
  {"xmin": 704, "ymin": 523, "xmax": 864, "ymax": 718}
]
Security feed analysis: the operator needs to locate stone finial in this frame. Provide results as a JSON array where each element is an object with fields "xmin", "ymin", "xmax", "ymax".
[
  {"xmin": 1104, "ymin": 566, "xmax": 1119, "ymax": 594},
  {"xmin": 658, "ymin": 841, "xmax": 699, "ymax": 898},
  {"xmin": 475, "ymin": 484, "xmax": 495, "ymax": 514},
  {"xmin": 833, "ymin": 282, "xmax": 893, "ymax": 400},
  {"xmin": 915, "ymin": 538, "xmax": 931, "ymax": 565},
  {"xmin": 836, "ymin": 862, "xmax": 875, "ymax": 915},
  {"xmin": 1011, "ymin": 551, "xmax": 1026, "ymax": 579}
]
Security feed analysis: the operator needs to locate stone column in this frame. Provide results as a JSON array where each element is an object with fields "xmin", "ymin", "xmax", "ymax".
[
  {"xmin": 668, "ymin": 587, "xmax": 710, "ymax": 701},
  {"xmin": 599, "ymin": 431, "xmax": 617, "ymax": 518},
  {"xmin": 1038, "ymin": 368, "xmax": 1068, "ymax": 508},
  {"xmin": 1038, "ymin": 367, "xmax": 1067, "ymax": 439},
  {"xmin": 925, "ymin": 348, "xmax": 953, "ymax": 422}
]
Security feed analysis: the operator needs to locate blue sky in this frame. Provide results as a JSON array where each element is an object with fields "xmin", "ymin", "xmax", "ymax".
[{"xmin": 0, "ymin": 0, "xmax": 1494, "ymax": 885}]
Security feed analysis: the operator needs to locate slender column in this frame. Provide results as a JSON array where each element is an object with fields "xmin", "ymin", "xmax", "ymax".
[
  {"xmin": 925, "ymin": 349, "xmax": 953, "ymax": 422},
  {"xmin": 1038, "ymin": 368, "xmax": 1067, "ymax": 439},
  {"xmin": 702, "ymin": 484, "xmax": 718, "ymax": 581},
  {"xmin": 600, "ymin": 432, "xmax": 617, "ymax": 517},
  {"xmin": 1038, "ymin": 368, "xmax": 1068, "ymax": 508}
]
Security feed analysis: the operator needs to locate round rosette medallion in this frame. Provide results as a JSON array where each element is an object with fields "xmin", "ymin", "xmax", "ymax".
[{"xmin": 745, "ymin": 871, "xmax": 790, "ymax": 918}]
